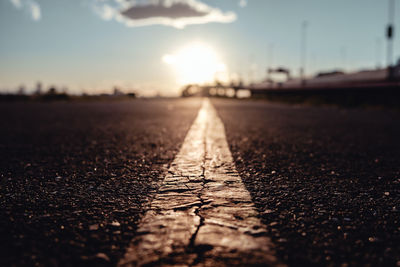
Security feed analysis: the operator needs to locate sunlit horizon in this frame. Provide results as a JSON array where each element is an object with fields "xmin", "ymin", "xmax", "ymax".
[
  {"xmin": 162, "ymin": 42, "xmax": 228, "ymax": 85},
  {"xmin": 1, "ymin": 0, "xmax": 399, "ymax": 96}
]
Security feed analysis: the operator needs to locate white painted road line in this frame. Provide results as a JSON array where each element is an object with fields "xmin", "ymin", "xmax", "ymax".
[{"xmin": 119, "ymin": 98, "xmax": 282, "ymax": 267}]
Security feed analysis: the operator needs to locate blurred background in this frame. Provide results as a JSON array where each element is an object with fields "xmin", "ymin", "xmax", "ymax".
[{"xmin": 1, "ymin": 0, "xmax": 400, "ymax": 99}]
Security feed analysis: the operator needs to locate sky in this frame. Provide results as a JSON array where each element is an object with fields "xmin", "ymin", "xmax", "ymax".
[{"xmin": 1, "ymin": 0, "xmax": 399, "ymax": 96}]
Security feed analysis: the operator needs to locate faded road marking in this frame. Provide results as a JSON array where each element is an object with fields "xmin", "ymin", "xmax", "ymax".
[{"xmin": 119, "ymin": 99, "xmax": 282, "ymax": 266}]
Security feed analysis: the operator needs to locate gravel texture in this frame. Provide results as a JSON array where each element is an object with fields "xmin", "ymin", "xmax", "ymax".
[
  {"xmin": 212, "ymin": 99, "xmax": 400, "ymax": 266},
  {"xmin": 0, "ymin": 98, "xmax": 201, "ymax": 267}
]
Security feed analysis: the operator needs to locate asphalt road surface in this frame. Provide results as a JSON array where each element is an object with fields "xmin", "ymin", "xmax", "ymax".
[
  {"xmin": 212, "ymin": 98, "xmax": 400, "ymax": 266},
  {"xmin": 0, "ymin": 99, "xmax": 202, "ymax": 266},
  {"xmin": 1, "ymin": 98, "xmax": 399, "ymax": 266}
]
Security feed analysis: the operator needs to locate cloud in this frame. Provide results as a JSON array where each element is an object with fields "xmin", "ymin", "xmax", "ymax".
[
  {"xmin": 29, "ymin": 1, "xmax": 41, "ymax": 20},
  {"xmin": 91, "ymin": 0, "xmax": 236, "ymax": 29},
  {"xmin": 10, "ymin": 0, "xmax": 22, "ymax": 8},
  {"xmin": 9, "ymin": 0, "xmax": 41, "ymax": 21},
  {"xmin": 121, "ymin": 1, "xmax": 209, "ymax": 20},
  {"xmin": 238, "ymin": 0, "xmax": 247, "ymax": 8}
]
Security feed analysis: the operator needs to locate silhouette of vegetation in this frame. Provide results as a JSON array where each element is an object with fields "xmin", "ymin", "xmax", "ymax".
[
  {"xmin": 40, "ymin": 86, "xmax": 69, "ymax": 101},
  {"xmin": 0, "ymin": 83, "xmax": 137, "ymax": 102}
]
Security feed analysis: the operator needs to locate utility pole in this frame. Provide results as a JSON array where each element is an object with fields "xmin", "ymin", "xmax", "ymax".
[
  {"xmin": 340, "ymin": 46, "xmax": 347, "ymax": 71},
  {"xmin": 266, "ymin": 43, "xmax": 274, "ymax": 82},
  {"xmin": 300, "ymin": 20, "xmax": 308, "ymax": 85},
  {"xmin": 268, "ymin": 43, "xmax": 274, "ymax": 69},
  {"xmin": 376, "ymin": 38, "xmax": 383, "ymax": 69},
  {"xmin": 387, "ymin": 0, "xmax": 395, "ymax": 75},
  {"xmin": 247, "ymin": 53, "xmax": 256, "ymax": 85}
]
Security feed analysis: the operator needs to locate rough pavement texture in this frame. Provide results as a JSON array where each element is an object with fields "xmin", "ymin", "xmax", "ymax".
[
  {"xmin": 120, "ymin": 99, "xmax": 280, "ymax": 267},
  {"xmin": 0, "ymin": 98, "xmax": 202, "ymax": 266},
  {"xmin": 212, "ymin": 99, "xmax": 400, "ymax": 266}
]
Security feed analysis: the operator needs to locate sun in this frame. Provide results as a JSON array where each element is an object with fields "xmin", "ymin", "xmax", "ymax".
[{"xmin": 163, "ymin": 43, "xmax": 227, "ymax": 85}]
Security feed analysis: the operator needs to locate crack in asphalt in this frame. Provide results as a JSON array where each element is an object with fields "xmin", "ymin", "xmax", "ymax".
[
  {"xmin": 119, "ymin": 99, "xmax": 283, "ymax": 267},
  {"xmin": 187, "ymin": 119, "xmax": 209, "ymax": 266}
]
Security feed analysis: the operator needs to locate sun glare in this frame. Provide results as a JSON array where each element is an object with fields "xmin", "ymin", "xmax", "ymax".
[{"xmin": 163, "ymin": 43, "xmax": 227, "ymax": 85}]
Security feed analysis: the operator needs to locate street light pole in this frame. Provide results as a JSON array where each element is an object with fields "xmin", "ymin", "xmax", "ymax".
[
  {"xmin": 300, "ymin": 20, "xmax": 308, "ymax": 85},
  {"xmin": 267, "ymin": 43, "xmax": 274, "ymax": 83},
  {"xmin": 387, "ymin": 0, "xmax": 395, "ymax": 69},
  {"xmin": 376, "ymin": 38, "xmax": 383, "ymax": 69}
]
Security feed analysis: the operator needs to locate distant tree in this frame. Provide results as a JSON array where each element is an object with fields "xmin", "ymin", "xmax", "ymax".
[
  {"xmin": 18, "ymin": 85, "xmax": 25, "ymax": 95},
  {"xmin": 181, "ymin": 85, "xmax": 192, "ymax": 97},
  {"xmin": 48, "ymin": 87, "xmax": 57, "ymax": 95},
  {"xmin": 41, "ymin": 85, "xmax": 69, "ymax": 101},
  {"xmin": 35, "ymin": 82, "xmax": 42, "ymax": 95},
  {"xmin": 113, "ymin": 87, "xmax": 123, "ymax": 96},
  {"xmin": 61, "ymin": 87, "xmax": 68, "ymax": 94},
  {"xmin": 214, "ymin": 80, "xmax": 222, "ymax": 87}
]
